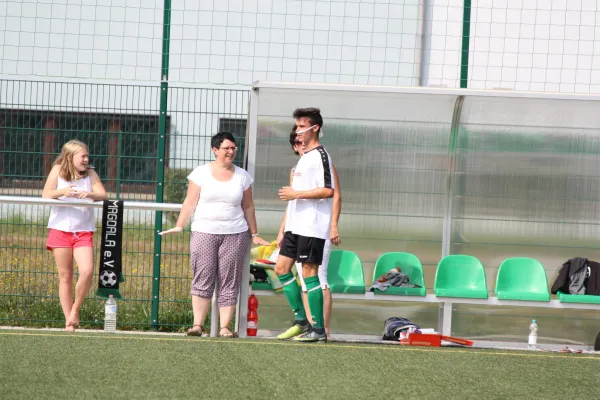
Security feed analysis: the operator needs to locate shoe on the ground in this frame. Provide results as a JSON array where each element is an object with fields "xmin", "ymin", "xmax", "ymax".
[
  {"xmin": 276, "ymin": 320, "xmax": 309, "ymax": 340},
  {"xmin": 292, "ymin": 327, "xmax": 327, "ymax": 343},
  {"xmin": 186, "ymin": 325, "xmax": 203, "ymax": 337}
]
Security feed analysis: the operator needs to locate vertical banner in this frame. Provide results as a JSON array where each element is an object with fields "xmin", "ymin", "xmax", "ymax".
[{"xmin": 96, "ymin": 200, "xmax": 124, "ymax": 299}]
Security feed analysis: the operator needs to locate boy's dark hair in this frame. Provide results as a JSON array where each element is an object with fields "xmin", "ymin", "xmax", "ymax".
[
  {"xmin": 292, "ymin": 107, "xmax": 323, "ymax": 134},
  {"xmin": 211, "ymin": 132, "xmax": 236, "ymax": 149},
  {"xmin": 289, "ymin": 126, "xmax": 299, "ymax": 156}
]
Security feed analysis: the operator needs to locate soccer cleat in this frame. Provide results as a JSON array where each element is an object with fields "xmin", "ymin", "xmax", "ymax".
[
  {"xmin": 292, "ymin": 327, "xmax": 327, "ymax": 343},
  {"xmin": 276, "ymin": 320, "xmax": 309, "ymax": 340}
]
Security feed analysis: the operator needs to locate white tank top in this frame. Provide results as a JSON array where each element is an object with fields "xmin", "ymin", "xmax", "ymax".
[{"xmin": 47, "ymin": 175, "xmax": 96, "ymax": 232}]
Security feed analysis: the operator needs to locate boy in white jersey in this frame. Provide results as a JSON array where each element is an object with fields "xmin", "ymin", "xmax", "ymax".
[
  {"xmin": 277, "ymin": 128, "xmax": 342, "ymax": 341},
  {"xmin": 275, "ymin": 108, "xmax": 334, "ymax": 342}
]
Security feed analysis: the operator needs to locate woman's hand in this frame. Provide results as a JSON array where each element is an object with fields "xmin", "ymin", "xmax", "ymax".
[
  {"xmin": 276, "ymin": 231, "xmax": 285, "ymax": 248},
  {"xmin": 159, "ymin": 227, "xmax": 184, "ymax": 236},
  {"xmin": 252, "ymin": 235, "xmax": 270, "ymax": 246}
]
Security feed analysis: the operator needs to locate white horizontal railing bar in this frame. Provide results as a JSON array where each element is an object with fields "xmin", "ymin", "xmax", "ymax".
[
  {"xmin": 251, "ymin": 290, "xmax": 599, "ymax": 310},
  {"xmin": 0, "ymin": 196, "xmax": 182, "ymax": 212}
]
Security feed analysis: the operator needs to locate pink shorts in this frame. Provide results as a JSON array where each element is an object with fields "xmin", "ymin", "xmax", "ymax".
[{"xmin": 46, "ymin": 229, "xmax": 94, "ymax": 251}]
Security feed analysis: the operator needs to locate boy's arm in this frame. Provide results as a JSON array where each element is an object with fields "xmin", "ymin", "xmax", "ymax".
[
  {"xmin": 280, "ymin": 187, "xmax": 334, "ymax": 200},
  {"xmin": 277, "ymin": 168, "xmax": 293, "ymax": 247},
  {"xmin": 279, "ymin": 153, "xmax": 334, "ymax": 200},
  {"xmin": 330, "ymin": 164, "xmax": 342, "ymax": 245}
]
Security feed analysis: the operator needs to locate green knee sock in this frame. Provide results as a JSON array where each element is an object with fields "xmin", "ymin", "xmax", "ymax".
[
  {"xmin": 279, "ymin": 272, "xmax": 306, "ymax": 321},
  {"xmin": 305, "ymin": 276, "xmax": 324, "ymax": 329}
]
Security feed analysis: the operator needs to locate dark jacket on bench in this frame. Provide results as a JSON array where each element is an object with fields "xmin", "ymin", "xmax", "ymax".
[{"xmin": 551, "ymin": 258, "xmax": 600, "ymax": 296}]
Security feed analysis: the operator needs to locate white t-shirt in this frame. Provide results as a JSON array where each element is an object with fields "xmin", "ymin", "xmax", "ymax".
[
  {"xmin": 188, "ymin": 164, "xmax": 253, "ymax": 234},
  {"xmin": 284, "ymin": 146, "xmax": 334, "ymax": 239},
  {"xmin": 47, "ymin": 175, "xmax": 96, "ymax": 232}
]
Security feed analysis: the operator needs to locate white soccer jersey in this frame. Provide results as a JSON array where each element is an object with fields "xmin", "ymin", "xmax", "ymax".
[{"xmin": 284, "ymin": 146, "xmax": 334, "ymax": 239}]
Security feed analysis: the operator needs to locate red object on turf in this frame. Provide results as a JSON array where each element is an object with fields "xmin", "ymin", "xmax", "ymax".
[
  {"xmin": 247, "ymin": 294, "xmax": 259, "ymax": 336},
  {"xmin": 407, "ymin": 333, "xmax": 474, "ymax": 347},
  {"xmin": 256, "ymin": 259, "xmax": 275, "ymax": 265},
  {"xmin": 441, "ymin": 335, "xmax": 473, "ymax": 346},
  {"xmin": 408, "ymin": 333, "xmax": 442, "ymax": 347}
]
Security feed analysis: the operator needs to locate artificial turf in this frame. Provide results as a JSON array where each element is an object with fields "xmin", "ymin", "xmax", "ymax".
[{"xmin": 1, "ymin": 330, "xmax": 598, "ymax": 399}]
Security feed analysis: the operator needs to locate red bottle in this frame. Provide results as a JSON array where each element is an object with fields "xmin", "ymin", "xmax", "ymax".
[{"xmin": 247, "ymin": 294, "xmax": 259, "ymax": 336}]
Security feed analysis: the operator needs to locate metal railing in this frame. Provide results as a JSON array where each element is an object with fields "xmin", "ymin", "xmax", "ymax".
[{"xmin": 0, "ymin": 195, "xmax": 248, "ymax": 337}]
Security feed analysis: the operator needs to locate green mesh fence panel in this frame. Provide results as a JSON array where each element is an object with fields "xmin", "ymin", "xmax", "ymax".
[{"xmin": 0, "ymin": 79, "xmax": 250, "ymax": 330}]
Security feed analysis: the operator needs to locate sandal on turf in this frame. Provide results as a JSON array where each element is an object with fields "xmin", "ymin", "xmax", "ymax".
[
  {"xmin": 186, "ymin": 325, "xmax": 203, "ymax": 336},
  {"xmin": 219, "ymin": 327, "xmax": 238, "ymax": 338}
]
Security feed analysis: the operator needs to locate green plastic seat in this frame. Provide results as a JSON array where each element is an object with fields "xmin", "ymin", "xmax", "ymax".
[
  {"xmin": 371, "ymin": 252, "xmax": 426, "ymax": 296},
  {"xmin": 495, "ymin": 258, "xmax": 550, "ymax": 301},
  {"xmin": 327, "ymin": 250, "xmax": 366, "ymax": 294},
  {"xmin": 434, "ymin": 255, "xmax": 488, "ymax": 298},
  {"xmin": 557, "ymin": 290, "xmax": 600, "ymax": 304}
]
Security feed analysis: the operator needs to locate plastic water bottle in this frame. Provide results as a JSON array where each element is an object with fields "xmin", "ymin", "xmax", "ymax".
[
  {"xmin": 528, "ymin": 319, "xmax": 538, "ymax": 349},
  {"xmin": 104, "ymin": 295, "xmax": 117, "ymax": 332}
]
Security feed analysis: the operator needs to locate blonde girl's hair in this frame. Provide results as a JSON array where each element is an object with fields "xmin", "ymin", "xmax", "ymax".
[{"xmin": 53, "ymin": 140, "xmax": 89, "ymax": 181}]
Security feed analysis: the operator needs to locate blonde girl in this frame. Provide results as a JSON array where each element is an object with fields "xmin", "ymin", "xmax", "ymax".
[{"xmin": 42, "ymin": 140, "xmax": 108, "ymax": 331}]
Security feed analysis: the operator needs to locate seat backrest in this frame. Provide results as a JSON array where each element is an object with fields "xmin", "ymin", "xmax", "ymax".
[
  {"xmin": 495, "ymin": 258, "xmax": 549, "ymax": 293},
  {"xmin": 328, "ymin": 250, "xmax": 365, "ymax": 287},
  {"xmin": 434, "ymin": 255, "xmax": 487, "ymax": 291},
  {"xmin": 372, "ymin": 252, "xmax": 425, "ymax": 288}
]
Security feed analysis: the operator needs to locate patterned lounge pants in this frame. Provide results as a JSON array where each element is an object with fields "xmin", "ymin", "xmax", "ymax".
[{"xmin": 190, "ymin": 231, "xmax": 251, "ymax": 307}]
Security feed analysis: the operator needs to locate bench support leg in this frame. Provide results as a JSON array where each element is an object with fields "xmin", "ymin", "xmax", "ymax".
[{"xmin": 438, "ymin": 302, "xmax": 452, "ymax": 336}]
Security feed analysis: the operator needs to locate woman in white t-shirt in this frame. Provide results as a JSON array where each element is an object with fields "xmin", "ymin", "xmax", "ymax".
[
  {"xmin": 160, "ymin": 132, "xmax": 269, "ymax": 337},
  {"xmin": 42, "ymin": 140, "xmax": 108, "ymax": 331}
]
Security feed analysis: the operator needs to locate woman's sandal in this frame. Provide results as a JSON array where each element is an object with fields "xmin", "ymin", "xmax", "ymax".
[
  {"xmin": 186, "ymin": 325, "xmax": 203, "ymax": 337},
  {"xmin": 219, "ymin": 327, "xmax": 238, "ymax": 338}
]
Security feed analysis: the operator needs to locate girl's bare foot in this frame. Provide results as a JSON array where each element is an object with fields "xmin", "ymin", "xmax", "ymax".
[
  {"xmin": 64, "ymin": 324, "xmax": 75, "ymax": 332},
  {"xmin": 67, "ymin": 311, "xmax": 80, "ymax": 328}
]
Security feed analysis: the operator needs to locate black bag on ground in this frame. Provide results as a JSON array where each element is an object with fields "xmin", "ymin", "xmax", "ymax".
[
  {"xmin": 382, "ymin": 317, "xmax": 420, "ymax": 341},
  {"xmin": 595, "ymin": 332, "xmax": 600, "ymax": 351}
]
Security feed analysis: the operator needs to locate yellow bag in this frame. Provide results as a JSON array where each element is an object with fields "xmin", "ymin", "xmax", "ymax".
[
  {"xmin": 250, "ymin": 241, "xmax": 278, "ymax": 264},
  {"xmin": 250, "ymin": 241, "xmax": 283, "ymax": 293}
]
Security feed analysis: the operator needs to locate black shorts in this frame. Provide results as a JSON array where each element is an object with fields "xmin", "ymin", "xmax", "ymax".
[{"xmin": 279, "ymin": 232, "xmax": 326, "ymax": 265}]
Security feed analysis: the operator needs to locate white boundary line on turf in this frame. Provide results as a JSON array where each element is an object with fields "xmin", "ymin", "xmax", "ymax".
[
  {"xmin": 2, "ymin": 330, "xmax": 600, "ymax": 360},
  {"xmin": 0, "ymin": 326, "xmax": 186, "ymax": 337},
  {"xmin": 2, "ymin": 326, "xmax": 598, "ymax": 355}
]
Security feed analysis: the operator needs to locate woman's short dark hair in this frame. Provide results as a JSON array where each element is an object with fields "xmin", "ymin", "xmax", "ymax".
[
  {"xmin": 211, "ymin": 132, "xmax": 236, "ymax": 149},
  {"xmin": 289, "ymin": 125, "xmax": 299, "ymax": 156}
]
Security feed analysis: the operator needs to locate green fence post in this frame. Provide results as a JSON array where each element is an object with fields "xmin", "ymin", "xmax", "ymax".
[
  {"xmin": 460, "ymin": 0, "xmax": 472, "ymax": 89},
  {"xmin": 151, "ymin": 0, "xmax": 172, "ymax": 330}
]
